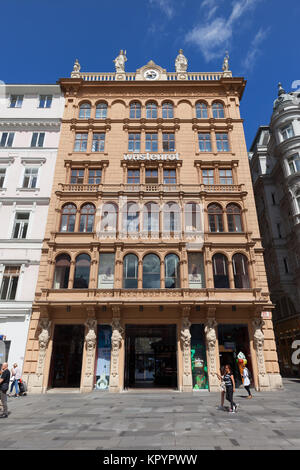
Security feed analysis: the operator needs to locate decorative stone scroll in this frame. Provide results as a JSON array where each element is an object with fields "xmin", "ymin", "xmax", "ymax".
[
  {"xmin": 30, "ymin": 318, "xmax": 51, "ymax": 393},
  {"xmin": 82, "ymin": 318, "xmax": 97, "ymax": 392},
  {"xmin": 252, "ymin": 318, "xmax": 270, "ymax": 391},
  {"xmin": 180, "ymin": 313, "xmax": 193, "ymax": 392},
  {"xmin": 109, "ymin": 318, "xmax": 124, "ymax": 392},
  {"xmin": 204, "ymin": 318, "xmax": 220, "ymax": 391}
]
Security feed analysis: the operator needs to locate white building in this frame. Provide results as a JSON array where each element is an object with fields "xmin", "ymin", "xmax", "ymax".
[{"xmin": 0, "ymin": 84, "xmax": 64, "ymax": 371}]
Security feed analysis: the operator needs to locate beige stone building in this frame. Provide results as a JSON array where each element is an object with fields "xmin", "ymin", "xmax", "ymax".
[{"xmin": 22, "ymin": 51, "xmax": 282, "ymax": 394}]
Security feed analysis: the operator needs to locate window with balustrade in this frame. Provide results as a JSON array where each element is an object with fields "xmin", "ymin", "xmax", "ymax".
[
  {"xmin": 164, "ymin": 169, "xmax": 176, "ymax": 184},
  {"xmin": 127, "ymin": 169, "xmax": 140, "ymax": 184},
  {"xmin": 219, "ymin": 168, "xmax": 233, "ymax": 184},
  {"xmin": 202, "ymin": 169, "xmax": 214, "ymax": 185},
  {"xmin": 88, "ymin": 169, "xmax": 102, "ymax": 184},
  {"xmin": 70, "ymin": 169, "xmax": 84, "ymax": 184},
  {"xmin": 145, "ymin": 168, "xmax": 158, "ymax": 184}
]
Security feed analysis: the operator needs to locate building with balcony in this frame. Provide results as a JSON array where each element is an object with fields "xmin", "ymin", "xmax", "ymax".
[
  {"xmin": 23, "ymin": 51, "xmax": 282, "ymax": 393},
  {"xmin": 249, "ymin": 83, "xmax": 300, "ymax": 377},
  {"xmin": 0, "ymin": 84, "xmax": 64, "ymax": 369}
]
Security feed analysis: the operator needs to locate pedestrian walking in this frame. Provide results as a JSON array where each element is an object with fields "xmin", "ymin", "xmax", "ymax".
[
  {"xmin": 242, "ymin": 363, "xmax": 252, "ymax": 399},
  {"xmin": 217, "ymin": 364, "xmax": 238, "ymax": 413},
  {"xmin": 0, "ymin": 363, "xmax": 10, "ymax": 418},
  {"xmin": 8, "ymin": 363, "xmax": 22, "ymax": 397}
]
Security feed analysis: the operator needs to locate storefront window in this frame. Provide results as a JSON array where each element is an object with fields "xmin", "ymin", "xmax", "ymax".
[
  {"xmin": 188, "ymin": 253, "xmax": 205, "ymax": 288},
  {"xmin": 190, "ymin": 324, "xmax": 208, "ymax": 390},
  {"xmin": 217, "ymin": 324, "xmax": 253, "ymax": 388},
  {"xmin": 95, "ymin": 325, "xmax": 112, "ymax": 390},
  {"xmin": 98, "ymin": 253, "xmax": 115, "ymax": 289}
]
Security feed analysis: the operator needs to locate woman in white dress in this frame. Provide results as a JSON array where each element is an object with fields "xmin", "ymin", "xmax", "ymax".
[{"xmin": 242, "ymin": 364, "xmax": 252, "ymax": 399}]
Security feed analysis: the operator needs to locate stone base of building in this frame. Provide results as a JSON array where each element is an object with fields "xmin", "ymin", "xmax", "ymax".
[{"xmin": 268, "ymin": 373, "xmax": 283, "ymax": 390}]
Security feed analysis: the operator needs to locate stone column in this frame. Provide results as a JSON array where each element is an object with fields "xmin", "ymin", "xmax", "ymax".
[
  {"xmin": 252, "ymin": 318, "xmax": 271, "ymax": 391},
  {"xmin": 109, "ymin": 310, "xmax": 124, "ymax": 393},
  {"xmin": 204, "ymin": 317, "xmax": 220, "ymax": 392},
  {"xmin": 81, "ymin": 316, "xmax": 97, "ymax": 393},
  {"xmin": 30, "ymin": 318, "xmax": 52, "ymax": 393},
  {"xmin": 180, "ymin": 307, "xmax": 193, "ymax": 392}
]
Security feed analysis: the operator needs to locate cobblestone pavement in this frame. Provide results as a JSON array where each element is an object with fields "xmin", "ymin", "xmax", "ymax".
[{"xmin": 0, "ymin": 378, "xmax": 299, "ymax": 450}]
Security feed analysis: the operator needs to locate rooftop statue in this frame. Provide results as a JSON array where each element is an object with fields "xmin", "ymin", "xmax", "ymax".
[
  {"xmin": 71, "ymin": 58, "xmax": 81, "ymax": 78},
  {"xmin": 222, "ymin": 51, "xmax": 230, "ymax": 72},
  {"xmin": 175, "ymin": 49, "xmax": 188, "ymax": 73},
  {"xmin": 114, "ymin": 50, "xmax": 127, "ymax": 73}
]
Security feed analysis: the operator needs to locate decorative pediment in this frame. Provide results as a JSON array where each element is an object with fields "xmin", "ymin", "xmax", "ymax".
[{"xmin": 135, "ymin": 61, "xmax": 167, "ymax": 81}]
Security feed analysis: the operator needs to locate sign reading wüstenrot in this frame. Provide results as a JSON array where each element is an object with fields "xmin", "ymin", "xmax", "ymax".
[{"xmin": 123, "ymin": 153, "xmax": 180, "ymax": 161}]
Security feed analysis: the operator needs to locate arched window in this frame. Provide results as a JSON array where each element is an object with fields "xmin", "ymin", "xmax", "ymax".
[
  {"xmin": 227, "ymin": 204, "xmax": 243, "ymax": 232},
  {"xmin": 100, "ymin": 203, "xmax": 118, "ymax": 233},
  {"xmin": 60, "ymin": 204, "xmax": 77, "ymax": 232},
  {"xmin": 123, "ymin": 202, "xmax": 139, "ymax": 234},
  {"xmin": 208, "ymin": 204, "xmax": 223, "ymax": 232},
  {"xmin": 232, "ymin": 254, "xmax": 250, "ymax": 288},
  {"xmin": 53, "ymin": 254, "xmax": 70, "ymax": 289},
  {"xmin": 196, "ymin": 102, "xmax": 208, "ymax": 119},
  {"xmin": 95, "ymin": 102, "xmax": 107, "ymax": 119},
  {"xmin": 129, "ymin": 101, "xmax": 141, "ymax": 119},
  {"xmin": 212, "ymin": 102, "xmax": 225, "ymax": 119},
  {"xmin": 163, "ymin": 202, "xmax": 181, "ymax": 236},
  {"xmin": 79, "ymin": 103, "xmax": 91, "ymax": 119},
  {"xmin": 143, "ymin": 254, "xmax": 160, "ymax": 288},
  {"xmin": 213, "ymin": 254, "xmax": 229, "ymax": 288},
  {"xmin": 143, "ymin": 202, "xmax": 159, "ymax": 235},
  {"xmin": 162, "ymin": 102, "xmax": 174, "ymax": 119},
  {"xmin": 165, "ymin": 254, "xmax": 180, "ymax": 288},
  {"xmin": 79, "ymin": 204, "xmax": 95, "ymax": 233},
  {"xmin": 185, "ymin": 203, "xmax": 201, "ymax": 232},
  {"xmin": 123, "ymin": 254, "xmax": 138, "ymax": 288},
  {"xmin": 73, "ymin": 254, "xmax": 90, "ymax": 289},
  {"xmin": 146, "ymin": 102, "xmax": 157, "ymax": 119}
]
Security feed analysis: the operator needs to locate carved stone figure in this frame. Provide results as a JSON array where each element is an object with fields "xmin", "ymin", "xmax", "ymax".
[
  {"xmin": 175, "ymin": 49, "xmax": 188, "ymax": 73},
  {"xmin": 82, "ymin": 318, "xmax": 97, "ymax": 391},
  {"xmin": 222, "ymin": 52, "xmax": 232, "ymax": 78},
  {"xmin": 252, "ymin": 318, "xmax": 270, "ymax": 390},
  {"xmin": 204, "ymin": 319, "xmax": 219, "ymax": 391},
  {"xmin": 180, "ymin": 317, "xmax": 193, "ymax": 391},
  {"xmin": 71, "ymin": 59, "xmax": 81, "ymax": 78},
  {"xmin": 36, "ymin": 319, "xmax": 51, "ymax": 376},
  {"xmin": 114, "ymin": 50, "xmax": 127, "ymax": 73},
  {"xmin": 109, "ymin": 318, "xmax": 124, "ymax": 391}
]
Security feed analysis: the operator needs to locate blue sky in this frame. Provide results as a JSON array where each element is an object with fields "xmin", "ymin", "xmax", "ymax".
[{"xmin": 1, "ymin": 0, "xmax": 300, "ymax": 147}]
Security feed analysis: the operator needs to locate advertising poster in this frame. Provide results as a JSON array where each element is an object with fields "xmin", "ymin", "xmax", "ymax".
[{"xmin": 95, "ymin": 325, "xmax": 112, "ymax": 390}]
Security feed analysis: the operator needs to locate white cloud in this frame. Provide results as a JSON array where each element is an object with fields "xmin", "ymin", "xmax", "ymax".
[
  {"xmin": 185, "ymin": 0, "xmax": 265, "ymax": 62},
  {"xmin": 242, "ymin": 27, "xmax": 270, "ymax": 71},
  {"xmin": 149, "ymin": 0, "xmax": 175, "ymax": 19}
]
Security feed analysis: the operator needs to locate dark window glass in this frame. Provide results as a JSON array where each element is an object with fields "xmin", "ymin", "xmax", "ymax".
[
  {"xmin": 232, "ymin": 254, "xmax": 250, "ymax": 288},
  {"xmin": 208, "ymin": 204, "xmax": 223, "ymax": 232},
  {"xmin": 213, "ymin": 254, "xmax": 229, "ymax": 288},
  {"xmin": 53, "ymin": 254, "xmax": 70, "ymax": 289},
  {"xmin": 143, "ymin": 254, "xmax": 160, "ymax": 288},
  {"xmin": 60, "ymin": 204, "xmax": 76, "ymax": 232},
  {"xmin": 79, "ymin": 204, "xmax": 95, "ymax": 233},
  {"xmin": 73, "ymin": 254, "xmax": 90, "ymax": 288},
  {"xmin": 165, "ymin": 254, "xmax": 180, "ymax": 288},
  {"xmin": 123, "ymin": 254, "xmax": 138, "ymax": 288},
  {"xmin": 227, "ymin": 204, "xmax": 242, "ymax": 232}
]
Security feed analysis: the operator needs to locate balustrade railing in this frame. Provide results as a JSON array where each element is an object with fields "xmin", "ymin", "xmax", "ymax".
[
  {"xmin": 80, "ymin": 72, "xmax": 223, "ymax": 82},
  {"xmin": 58, "ymin": 183, "xmax": 243, "ymax": 193}
]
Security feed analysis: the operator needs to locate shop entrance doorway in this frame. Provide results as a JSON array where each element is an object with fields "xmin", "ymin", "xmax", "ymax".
[
  {"xmin": 49, "ymin": 325, "xmax": 84, "ymax": 388},
  {"xmin": 124, "ymin": 325, "xmax": 177, "ymax": 389}
]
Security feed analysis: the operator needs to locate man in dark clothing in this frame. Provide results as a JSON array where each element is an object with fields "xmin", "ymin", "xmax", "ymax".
[{"xmin": 0, "ymin": 363, "xmax": 10, "ymax": 418}]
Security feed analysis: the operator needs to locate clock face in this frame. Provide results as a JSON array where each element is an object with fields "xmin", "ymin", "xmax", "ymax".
[{"xmin": 144, "ymin": 69, "xmax": 159, "ymax": 80}]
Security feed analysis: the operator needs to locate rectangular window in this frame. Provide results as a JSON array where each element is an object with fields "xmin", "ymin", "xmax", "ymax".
[
  {"xmin": 70, "ymin": 169, "xmax": 84, "ymax": 184},
  {"xmin": 145, "ymin": 133, "xmax": 158, "ymax": 152},
  {"xmin": 145, "ymin": 169, "xmax": 158, "ymax": 184},
  {"xmin": 127, "ymin": 169, "xmax": 140, "ymax": 184},
  {"xmin": 164, "ymin": 169, "xmax": 176, "ymax": 184},
  {"xmin": 39, "ymin": 95, "xmax": 52, "ymax": 108},
  {"xmin": 216, "ymin": 133, "xmax": 229, "ymax": 151},
  {"xmin": 74, "ymin": 133, "xmax": 88, "ymax": 152},
  {"xmin": 23, "ymin": 167, "xmax": 38, "ymax": 188},
  {"xmin": 0, "ymin": 168, "xmax": 6, "ymax": 188},
  {"xmin": 0, "ymin": 266, "xmax": 20, "ymax": 300},
  {"xmin": 98, "ymin": 253, "xmax": 115, "ymax": 289},
  {"xmin": 198, "ymin": 133, "xmax": 211, "ymax": 152},
  {"xmin": 9, "ymin": 95, "xmax": 23, "ymax": 108},
  {"xmin": 128, "ymin": 133, "xmax": 141, "ymax": 152},
  {"xmin": 288, "ymin": 154, "xmax": 300, "ymax": 174},
  {"xmin": 12, "ymin": 212, "xmax": 30, "ymax": 239},
  {"xmin": 31, "ymin": 132, "xmax": 45, "ymax": 148},
  {"xmin": 0, "ymin": 132, "xmax": 14, "ymax": 147},
  {"xmin": 202, "ymin": 169, "xmax": 214, "ymax": 185},
  {"xmin": 92, "ymin": 133, "xmax": 105, "ymax": 152},
  {"xmin": 219, "ymin": 169, "xmax": 233, "ymax": 185},
  {"xmin": 162, "ymin": 133, "xmax": 175, "ymax": 152},
  {"xmin": 281, "ymin": 124, "xmax": 294, "ymax": 141},
  {"xmin": 88, "ymin": 169, "xmax": 102, "ymax": 184},
  {"xmin": 188, "ymin": 253, "xmax": 205, "ymax": 289}
]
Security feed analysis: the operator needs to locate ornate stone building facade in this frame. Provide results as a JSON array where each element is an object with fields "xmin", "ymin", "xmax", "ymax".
[
  {"xmin": 249, "ymin": 84, "xmax": 300, "ymax": 377},
  {"xmin": 23, "ymin": 52, "xmax": 282, "ymax": 393}
]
